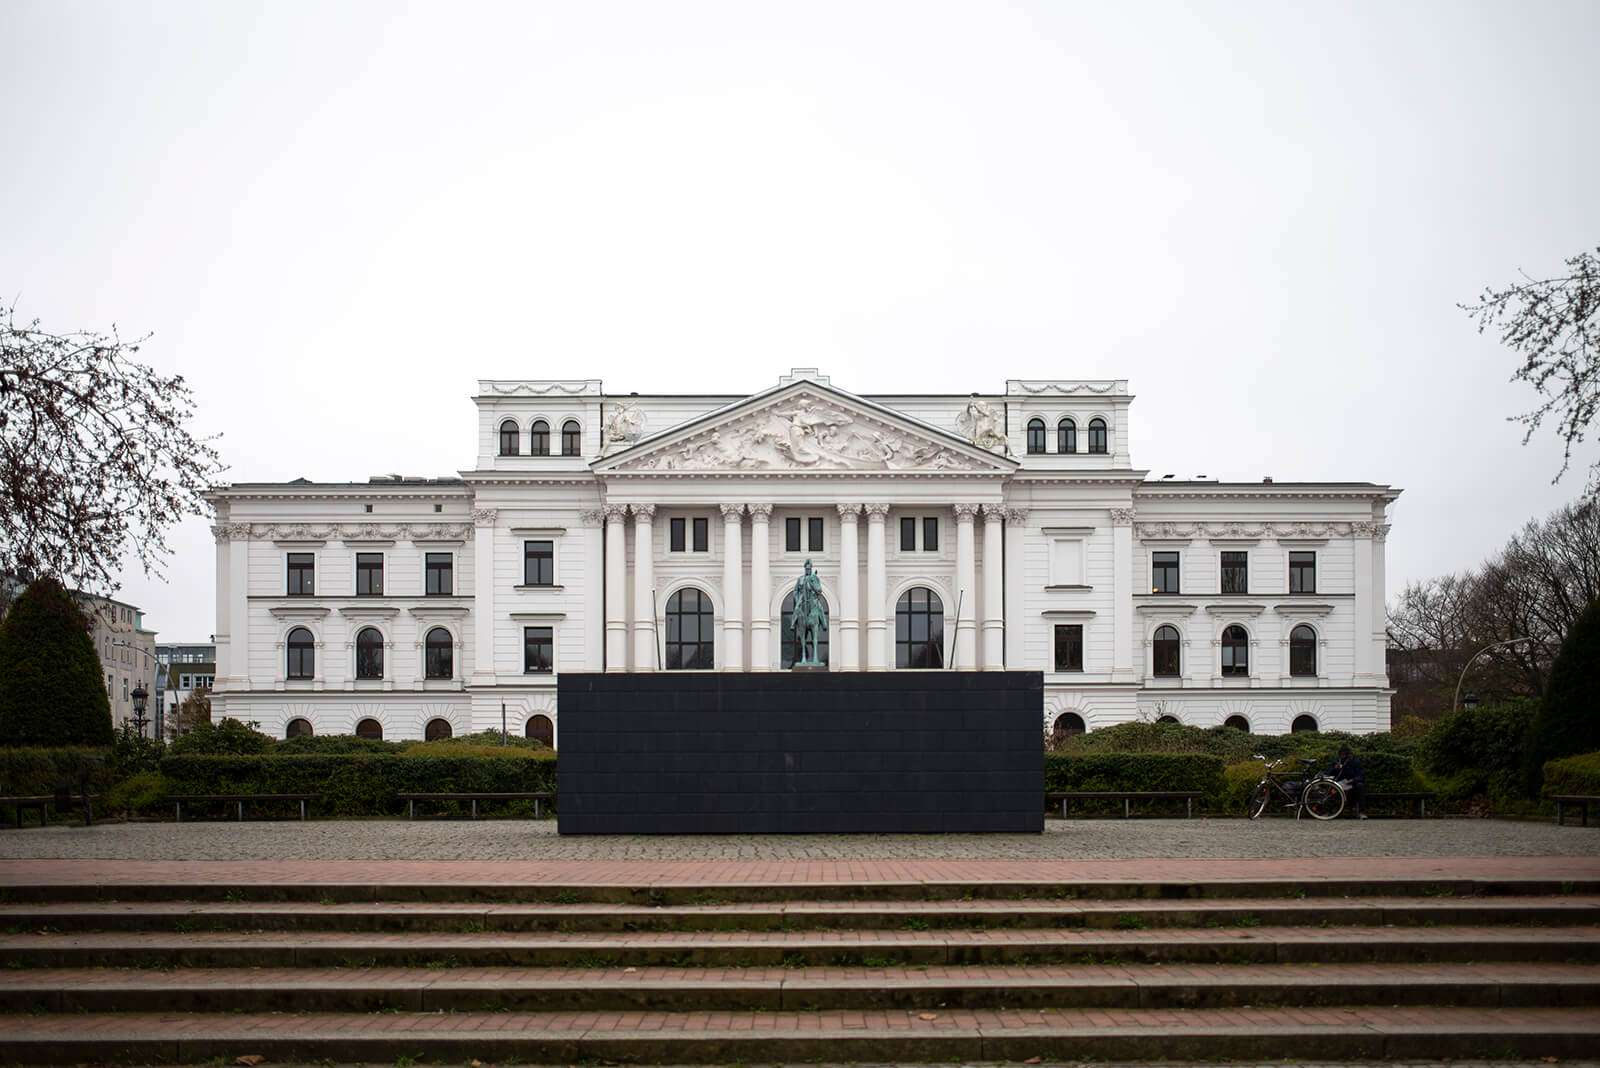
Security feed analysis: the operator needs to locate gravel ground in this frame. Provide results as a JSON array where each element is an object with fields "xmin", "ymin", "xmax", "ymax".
[{"xmin": 1, "ymin": 816, "xmax": 1595, "ymax": 862}]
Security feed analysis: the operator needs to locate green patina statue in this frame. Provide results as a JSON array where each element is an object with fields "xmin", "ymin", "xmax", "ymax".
[{"xmin": 791, "ymin": 558, "xmax": 828, "ymax": 667}]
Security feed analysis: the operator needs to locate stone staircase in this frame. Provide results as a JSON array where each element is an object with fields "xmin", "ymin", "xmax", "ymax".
[{"xmin": 1, "ymin": 875, "xmax": 1598, "ymax": 1064}]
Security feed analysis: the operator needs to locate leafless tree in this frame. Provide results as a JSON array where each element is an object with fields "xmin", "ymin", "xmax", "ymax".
[
  {"xmin": 1463, "ymin": 246, "xmax": 1600, "ymax": 493},
  {"xmin": 0, "ymin": 302, "xmax": 223, "ymax": 594}
]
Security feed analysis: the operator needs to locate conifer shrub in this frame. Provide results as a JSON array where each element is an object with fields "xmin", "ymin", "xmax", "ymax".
[
  {"xmin": 0, "ymin": 577, "xmax": 113, "ymax": 747},
  {"xmin": 1525, "ymin": 598, "xmax": 1600, "ymax": 788}
]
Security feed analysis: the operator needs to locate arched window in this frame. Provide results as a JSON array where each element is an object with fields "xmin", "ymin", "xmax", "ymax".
[
  {"xmin": 285, "ymin": 717, "xmax": 313, "ymax": 739},
  {"xmin": 1087, "ymin": 417, "xmax": 1108, "ymax": 454},
  {"xmin": 355, "ymin": 627, "xmax": 384, "ymax": 680},
  {"xmin": 355, "ymin": 718, "xmax": 383, "ymax": 740},
  {"xmin": 1223, "ymin": 714, "xmax": 1250, "ymax": 732},
  {"xmin": 525, "ymin": 714, "xmax": 554, "ymax": 747},
  {"xmin": 1026, "ymin": 418, "xmax": 1047, "ymax": 454},
  {"xmin": 424, "ymin": 627, "xmax": 453, "ymax": 679},
  {"xmin": 498, "ymin": 420, "xmax": 520, "ymax": 456},
  {"xmin": 1291, "ymin": 714, "xmax": 1318, "ymax": 733},
  {"xmin": 1221, "ymin": 625, "xmax": 1249, "ymax": 677},
  {"xmin": 1057, "ymin": 418, "xmax": 1076, "ymax": 454},
  {"xmin": 1052, "ymin": 712, "xmax": 1086, "ymax": 736},
  {"xmin": 530, "ymin": 419, "xmax": 550, "ymax": 456},
  {"xmin": 286, "ymin": 627, "xmax": 314, "ymax": 679},
  {"xmin": 780, "ymin": 590, "xmax": 830, "ymax": 669},
  {"xmin": 665, "ymin": 588, "xmax": 715, "ymax": 669},
  {"xmin": 425, "ymin": 717, "xmax": 453, "ymax": 741},
  {"xmin": 895, "ymin": 587, "xmax": 945, "ymax": 668},
  {"xmin": 561, "ymin": 420, "xmax": 581, "ymax": 456},
  {"xmin": 1156, "ymin": 714, "xmax": 1180, "ymax": 724},
  {"xmin": 1152, "ymin": 624, "xmax": 1180, "ymax": 677},
  {"xmin": 1290, "ymin": 624, "xmax": 1318, "ymax": 676}
]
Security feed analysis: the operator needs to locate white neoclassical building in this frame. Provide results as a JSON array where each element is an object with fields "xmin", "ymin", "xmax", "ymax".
[{"xmin": 206, "ymin": 370, "xmax": 1398, "ymax": 744}]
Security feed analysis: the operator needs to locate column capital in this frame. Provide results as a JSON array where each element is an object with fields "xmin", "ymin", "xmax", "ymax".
[
  {"xmin": 952, "ymin": 502, "xmax": 980, "ymax": 520},
  {"xmin": 836, "ymin": 502, "xmax": 863, "ymax": 520},
  {"xmin": 1003, "ymin": 507, "xmax": 1029, "ymax": 525},
  {"xmin": 747, "ymin": 502, "xmax": 774, "ymax": 519},
  {"xmin": 472, "ymin": 508, "xmax": 498, "ymax": 527},
  {"xmin": 578, "ymin": 508, "xmax": 604, "ymax": 525},
  {"xmin": 862, "ymin": 502, "xmax": 891, "ymax": 520},
  {"xmin": 603, "ymin": 503, "xmax": 629, "ymax": 521},
  {"xmin": 980, "ymin": 504, "xmax": 1006, "ymax": 521},
  {"xmin": 631, "ymin": 503, "xmax": 656, "ymax": 520},
  {"xmin": 212, "ymin": 522, "xmax": 251, "ymax": 543},
  {"xmin": 719, "ymin": 502, "xmax": 746, "ymax": 520},
  {"xmin": 1109, "ymin": 507, "xmax": 1136, "ymax": 526}
]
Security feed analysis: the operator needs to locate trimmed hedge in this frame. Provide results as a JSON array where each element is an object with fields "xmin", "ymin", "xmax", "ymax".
[
  {"xmin": 159, "ymin": 752, "xmax": 558, "ymax": 817},
  {"xmin": 1044, "ymin": 752, "xmax": 1227, "ymax": 813},
  {"xmin": 0, "ymin": 746, "xmax": 115, "ymax": 795},
  {"xmin": 1542, "ymin": 750, "xmax": 1600, "ymax": 799}
]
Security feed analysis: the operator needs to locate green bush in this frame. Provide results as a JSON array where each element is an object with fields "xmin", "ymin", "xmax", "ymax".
[
  {"xmin": 398, "ymin": 729, "xmax": 548, "ymax": 751},
  {"xmin": 1418, "ymin": 699, "xmax": 1537, "ymax": 809},
  {"xmin": 275, "ymin": 734, "xmax": 397, "ymax": 755},
  {"xmin": 1045, "ymin": 752, "xmax": 1227, "ymax": 812},
  {"xmin": 103, "ymin": 770, "xmax": 173, "ymax": 816},
  {"xmin": 1541, "ymin": 750, "xmax": 1600, "ymax": 799},
  {"xmin": 112, "ymin": 721, "xmax": 165, "ymax": 776},
  {"xmin": 0, "ymin": 746, "xmax": 115, "ymax": 795},
  {"xmin": 166, "ymin": 717, "xmax": 275, "ymax": 756},
  {"xmin": 158, "ymin": 752, "xmax": 558, "ymax": 817},
  {"xmin": 1526, "ymin": 598, "xmax": 1600, "ymax": 788},
  {"xmin": 0, "ymin": 577, "xmax": 113, "ymax": 747}
]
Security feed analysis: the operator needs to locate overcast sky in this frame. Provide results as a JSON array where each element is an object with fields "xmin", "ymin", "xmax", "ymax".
[{"xmin": 4, "ymin": 0, "xmax": 1597, "ymax": 643}]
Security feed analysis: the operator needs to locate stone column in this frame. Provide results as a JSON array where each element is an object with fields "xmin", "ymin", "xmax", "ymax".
[
  {"xmin": 604, "ymin": 504, "xmax": 629, "ymax": 671},
  {"xmin": 1002, "ymin": 508, "xmax": 1028, "ymax": 669},
  {"xmin": 981, "ymin": 506, "xmax": 1005, "ymax": 670},
  {"xmin": 631, "ymin": 504, "xmax": 656, "ymax": 671},
  {"xmin": 864, "ymin": 503, "xmax": 889, "ymax": 670},
  {"xmin": 1110, "ymin": 508, "xmax": 1136, "ymax": 681},
  {"xmin": 953, "ymin": 503, "xmax": 978, "ymax": 669},
  {"xmin": 471, "ymin": 509, "xmax": 497, "ymax": 684},
  {"xmin": 748, "ymin": 504, "xmax": 773, "ymax": 671},
  {"xmin": 836, "ymin": 503, "xmax": 861, "ymax": 670},
  {"xmin": 721, "ymin": 503, "xmax": 745, "ymax": 672}
]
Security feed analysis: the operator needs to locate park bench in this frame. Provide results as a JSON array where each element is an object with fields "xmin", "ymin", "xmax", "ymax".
[
  {"xmin": 1047, "ymin": 790, "xmax": 1203, "ymax": 819},
  {"xmin": 1363, "ymin": 791, "xmax": 1436, "ymax": 818},
  {"xmin": 0, "ymin": 792, "xmax": 98, "ymax": 828},
  {"xmin": 167, "ymin": 793, "xmax": 320, "ymax": 822},
  {"xmin": 1551, "ymin": 794, "xmax": 1599, "ymax": 827},
  {"xmin": 397, "ymin": 791, "xmax": 555, "ymax": 820}
]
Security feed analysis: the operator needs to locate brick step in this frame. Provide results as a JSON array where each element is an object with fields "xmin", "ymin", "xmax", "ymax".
[
  {"xmin": 2, "ymin": 1005, "xmax": 1598, "ymax": 1064},
  {"xmin": 6, "ymin": 876, "xmax": 1595, "ymax": 904},
  {"xmin": 2, "ymin": 961, "xmax": 1596, "ymax": 1014},
  {"xmin": 4, "ymin": 925, "xmax": 1594, "ymax": 968},
  {"xmin": 4, "ymin": 894, "xmax": 1595, "ymax": 932}
]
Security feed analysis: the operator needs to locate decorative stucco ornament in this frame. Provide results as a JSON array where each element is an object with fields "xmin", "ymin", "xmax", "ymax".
[
  {"xmin": 956, "ymin": 400, "xmax": 1011, "ymax": 455},
  {"xmin": 602, "ymin": 403, "xmax": 646, "ymax": 454}
]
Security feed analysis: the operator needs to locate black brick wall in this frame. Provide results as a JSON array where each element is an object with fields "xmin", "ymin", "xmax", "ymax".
[{"xmin": 556, "ymin": 671, "xmax": 1044, "ymax": 834}]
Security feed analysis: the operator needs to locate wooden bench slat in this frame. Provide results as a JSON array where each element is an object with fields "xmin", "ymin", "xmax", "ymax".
[
  {"xmin": 1046, "ymin": 790, "xmax": 1202, "ymax": 819},
  {"xmin": 165, "ymin": 794, "xmax": 320, "ymax": 823},
  {"xmin": 396, "ymin": 792, "xmax": 555, "ymax": 821}
]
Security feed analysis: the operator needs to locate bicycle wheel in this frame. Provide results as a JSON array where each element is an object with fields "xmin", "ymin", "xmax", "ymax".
[
  {"xmin": 1246, "ymin": 783, "xmax": 1272, "ymax": 820},
  {"xmin": 1304, "ymin": 779, "xmax": 1346, "ymax": 821}
]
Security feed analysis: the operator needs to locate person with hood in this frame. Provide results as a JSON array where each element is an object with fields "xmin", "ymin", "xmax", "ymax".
[{"xmin": 1327, "ymin": 744, "xmax": 1367, "ymax": 819}]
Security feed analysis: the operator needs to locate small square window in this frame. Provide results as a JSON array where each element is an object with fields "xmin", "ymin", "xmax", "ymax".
[
  {"xmin": 786, "ymin": 517, "xmax": 802, "ymax": 552},
  {"xmin": 900, "ymin": 517, "xmax": 916, "ymax": 551},
  {"xmin": 922, "ymin": 517, "xmax": 939, "ymax": 552},
  {"xmin": 1053, "ymin": 624, "xmax": 1083, "ymax": 672}
]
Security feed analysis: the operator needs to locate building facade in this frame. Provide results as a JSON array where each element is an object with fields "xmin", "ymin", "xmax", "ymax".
[{"xmin": 206, "ymin": 371, "xmax": 1398, "ymax": 743}]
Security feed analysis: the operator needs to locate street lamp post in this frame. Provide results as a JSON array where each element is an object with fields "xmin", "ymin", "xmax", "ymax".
[
  {"xmin": 130, "ymin": 683, "xmax": 150, "ymax": 738},
  {"xmin": 1452, "ymin": 637, "xmax": 1533, "ymax": 715}
]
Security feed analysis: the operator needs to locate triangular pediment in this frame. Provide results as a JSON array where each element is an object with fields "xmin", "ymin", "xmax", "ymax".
[{"xmin": 593, "ymin": 381, "xmax": 1017, "ymax": 476}]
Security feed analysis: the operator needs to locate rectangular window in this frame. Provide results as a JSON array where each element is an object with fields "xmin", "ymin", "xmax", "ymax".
[
  {"xmin": 786, "ymin": 517, "xmax": 802, "ymax": 552},
  {"xmin": 524, "ymin": 540, "xmax": 554, "ymax": 586},
  {"xmin": 355, "ymin": 552, "xmax": 384, "ymax": 596},
  {"xmin": 524, "ymin": 626, "xmax": 553, "ymax": 673},
  {"xmin": 1220, "ymin": 551, "xmax": 1248, "ymax": 594},
  {"xmin": 425, "ymin": 552, "xmax": 453, "ymax": 596},
  {"xmin": 1289, "ymin": 551, "xmax": 1317, "ymax": 593},
  {"xmin": 1152, "ymin": 551, "xmax": 1180, "ymax": 594},
  {"xmin": 692, "ymin": 516, "xmax": 708, "ymax": 552},
  {"xmin": 670, "ymin": 517, "xmax": 686, "ymax": 552},
  {"xmin": 922, "ymin": 517, "xmax": 939, "ymax": 552},
  {"xmin": 1053, "ymin": 624, "xmax": 1084, "ymax": 672},
  {"xmin": 900, "ymin": 516, "xmax": 917, "ymax": 551},
  {"xmin": 286, "ymin": 552, "xmax": 314, "ymax": 596},
  {"xmin": 808, "ymin": 517, "xmax": 824, "ymax": 552}
]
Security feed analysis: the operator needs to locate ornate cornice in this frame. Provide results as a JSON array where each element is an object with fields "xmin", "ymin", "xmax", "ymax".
[
  {"xmin": 246, "ymin": 522, "xmax": 472, "ymax": 541},
  {"xmin": 1010, "ymin": 380, "xmax": 1122, "ymax": 395},
  {"xmin": 1134, "ymin": 521, "xmax": 1356, "ymax": 539}
]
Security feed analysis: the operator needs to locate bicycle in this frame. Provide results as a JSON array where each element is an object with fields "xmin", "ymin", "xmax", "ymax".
[{"xmin": 1245, "ymin": 754, "xmax": 1346, "ymax": 820}]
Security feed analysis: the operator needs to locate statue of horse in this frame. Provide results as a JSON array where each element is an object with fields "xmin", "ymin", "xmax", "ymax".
[{"xmin": 792, "ymin": 559, "xmax": 828, "ymax": 666}]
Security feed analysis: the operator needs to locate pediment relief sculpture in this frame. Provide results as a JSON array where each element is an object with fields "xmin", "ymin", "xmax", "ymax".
[
  {"xmin": 956, "ymin": 400, "xmax": 1011, "ymax": 455},
  {"xmin": 616, "ymin": 395, "xmax": 994, "ymax": 473}
]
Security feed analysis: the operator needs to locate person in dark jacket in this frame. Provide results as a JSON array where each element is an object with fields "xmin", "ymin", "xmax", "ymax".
[{"xmin": 1326, "ymin": 744, "xmax": 1366, "ymax": 819}]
